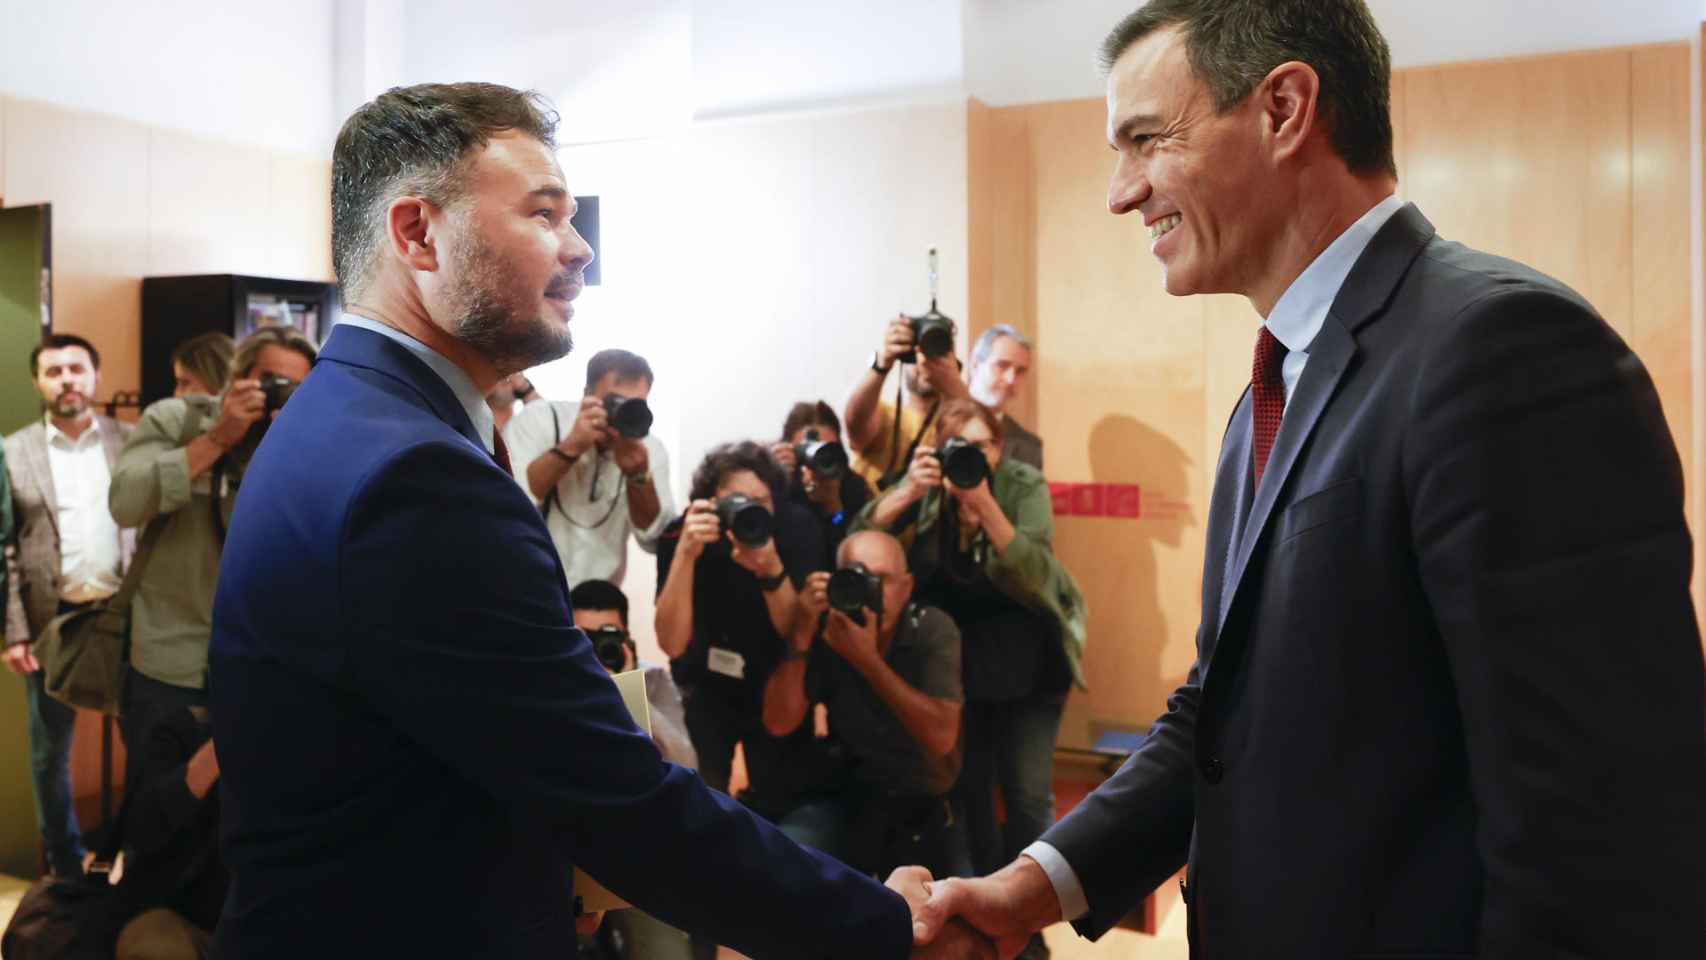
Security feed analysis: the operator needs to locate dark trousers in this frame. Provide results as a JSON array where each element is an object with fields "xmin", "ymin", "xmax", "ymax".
[
  {"xmin": 119, "ymin": 667, "xmax": 206, "ymax": 759},
  {"xmin": 24, "ymin": 666, "xmax": 83, "ymax": 876},
  {"xmin": 778, "ymin": 790, "xmax": 973, "ymax": 881},
  {"xmin": 955, "ymin": 693, "xmax": 1067, "ymax": 875}
]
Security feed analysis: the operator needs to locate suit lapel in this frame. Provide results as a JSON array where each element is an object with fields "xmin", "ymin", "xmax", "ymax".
[
  {"xmin": 98, "ymin": 416, "xmax": 127, "ymax": 469},
  {"xmin": 20, "ymin": 424, "xmax": 60, "ymax": 538}
]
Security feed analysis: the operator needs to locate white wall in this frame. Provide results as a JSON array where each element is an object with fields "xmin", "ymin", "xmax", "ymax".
[
  {"xmin": 0, "ymin": 0, "xmax": 337, "ymax": 156},
  {"xmin": 532, "ymin": 100, "xmax": 969, "ymax": 659}
]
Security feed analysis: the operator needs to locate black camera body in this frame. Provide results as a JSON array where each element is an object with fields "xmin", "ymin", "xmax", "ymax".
[
  {"xmin": 898, "ymin": 308, "xmax": 956, "ymax": 364},
  {"xmin": 586, "ymin": 625, "xmax": 634, "ymax": 673},
  {"xmin": 826, "ymin": 562, "xmax": 883, "ymax": 626},
  {"xmin": 603, "ymin": 394, "xmax": 653, "ymax": 439},
  {"xmin": 715, "ymin": 493, "xmax": 774, "ymax": 547},
  {"xmin": 794, "ymin": 429, "xmax": 849, "ymax": 481},
  {"xmin": 258, "ymin": 374, "xmax": 298, "ymax": 414},
  {"xmin": 937, "ymin": 437, "xmax": 991, "ymax": 489}
]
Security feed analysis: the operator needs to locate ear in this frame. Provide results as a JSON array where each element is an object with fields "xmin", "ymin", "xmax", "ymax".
[
  {"xmin": 1258, "ymin": 61, "xmax": 1321, "ymax": 164},
  {"xmin": 385, "ymin": 196, "xmax": 443, "ymax": 274}
]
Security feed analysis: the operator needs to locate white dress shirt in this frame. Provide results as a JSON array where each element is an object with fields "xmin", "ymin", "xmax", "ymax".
[
  {"xmin": 1022, "ymin": 194, "xmax": 1407, "ymax": 924},
  {"xmin": 44, "ymin": 415, "xmax": 123, "ymax": 602},
  {"xmin": 336, "ymin": 314, "xmax": 498, "ymax": 454}
]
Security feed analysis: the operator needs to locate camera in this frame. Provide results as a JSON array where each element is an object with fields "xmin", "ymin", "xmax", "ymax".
[
  {"xmin": 937, "ymin": 437, "xmax": 990, "ymax": 489},
  {"xmin": 603, "ymin": 394, "xmax": 653, "ymax": 439},
  {"xmin": 258, "ymin": 374, "xmax": 298, "ymax": 414},
  {"xmin": 586, "ymin": 625, "xmax": 633, "ymax": 672},
  {"xmin": 826, "ymin": 562, "xmax": 883, "ymax": 626},
  {"xmin": 898, "ymin": 309, "xmax": 956, "ymax": 364},
  {"xmin": 715, "ymin": 493, "xmax": 774, "ymax": 548},
  {"xmin": 794, "ymin": 429, "xmax": 849, "ymax": 481}
]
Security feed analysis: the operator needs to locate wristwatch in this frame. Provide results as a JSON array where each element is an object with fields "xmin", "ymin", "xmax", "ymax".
[
  {"xmin": 624, "ymin": 469, "xmax": 653, "ymax": 487},
  {"xmin": 756, "ymin": 571, "xmax": 788, "ymax": 592},
  {"xmin": 548, "ymin": 447, "xmax": 578, "ymax": 465},
  {"xmin": 870, "ymin": 351, "xmax": 892, "ymax": 375}
]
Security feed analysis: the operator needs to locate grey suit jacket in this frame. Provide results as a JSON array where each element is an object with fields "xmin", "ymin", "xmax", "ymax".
[
  {"xmin": 4, "ymin": 415, "xmax": 136, "ymax": 645},
  {"xmin": 1002, "ymin": 415, "xmax": 1043, "ymax": 471}
]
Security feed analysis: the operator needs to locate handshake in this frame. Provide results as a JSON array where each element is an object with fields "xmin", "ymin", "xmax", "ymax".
[{"xmin": 885, "ymin": 857, "xmax": 1063, "ymax": 960}]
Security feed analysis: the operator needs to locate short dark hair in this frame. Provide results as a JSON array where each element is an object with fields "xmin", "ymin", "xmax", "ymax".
[
  {"xmin": 30, "ymin": 334, "xmax": 100, "ymax": 376},
  {"xmin": 1100, "ymin": 0, "xmax": 1395, "ymax": 179},
  {"xmin": 171, "ymin": 332, "xmax": 236, "ymax": 394},
  {"xmin": 688, "ymin": 441, "xmax": 788, "ymax": 504},
  {"xmin": 570, "ymin": 579, "xmax": 629, "ymax": 628},
  {"xmin": 583, "ymin": 350, "xmax": 654, "ymax": 395},
  {"xmin": 331, "ymin": 82, "xmax": 560, "ymax": 301},
  {"xmin": 779, "ymin": 401, "xmax": 841, "ymax": 442}
]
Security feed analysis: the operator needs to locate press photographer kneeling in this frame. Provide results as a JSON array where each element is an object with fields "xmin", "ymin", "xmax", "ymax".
[
  {"xmin": 856, "ymin": 399, "xmax": 1085, "ymax": 893},
  {"xmin": 763, "ymin": 530, "xmax": 969, "ymax": 880},
  {"xmin": 655, "ymin": 442, "xmax": 837, "ymax": 819}
]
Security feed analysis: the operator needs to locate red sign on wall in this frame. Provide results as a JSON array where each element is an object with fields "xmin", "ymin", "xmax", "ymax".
[{"xmin": 1048, "ymin": 482, "xmax": 1143, "ymax": 519}]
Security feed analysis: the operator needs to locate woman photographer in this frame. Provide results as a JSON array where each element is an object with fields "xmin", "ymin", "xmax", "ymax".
[
  {"xmin": 771, "ymin": 401, "xmax": 872, "ymax": 556},
  {"xmin": 854, "ymin": 399, "xmax": 1085, "ymax": 896}
]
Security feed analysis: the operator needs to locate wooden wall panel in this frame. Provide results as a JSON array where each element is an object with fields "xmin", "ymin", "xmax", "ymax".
[
  {"xmin": 267, "ymin": 154, "xmax": 335, "ymax": 282},
  {"xmin": 966, "ymin": 98, "xmax": 1039, "ymax": 427}
]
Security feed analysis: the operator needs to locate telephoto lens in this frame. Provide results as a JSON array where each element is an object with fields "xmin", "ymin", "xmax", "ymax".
[
  {"xmin": 826, "ymin": 562, "xmax": 883, "ymax": 627},
  {"xmin": 603, "ymin": 394, "xmax": 654, "ymax": 439},
  {"xmin": 794, "ymin": 435, "xmax": 849, "ymax": 481},
  {"xmin": 938, "ymin": 437, "xmax": 990, "ymax": 489},
  {"xmin": 587, "ymin": 625, "xmax": 632, "ymax": 672},
  {"xmin": 899, "ymin": 309, "xmax": 956, "ymax": 364},
  {"xmin": 714, "ymin": 493, "xmax": 774, "ymax": 547},
  {"xmin": 258, "ymin": 374, "xmax": 298, "ymax": 414}
]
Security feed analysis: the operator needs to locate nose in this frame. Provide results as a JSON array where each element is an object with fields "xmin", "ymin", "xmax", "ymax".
[
  {"xmin": 1108, "ymin": 151, "xmax": 1149, "ymax": 216},
  {"xmin": 561, "ymin": 221, "xmax": 595, "ymax": 271}
]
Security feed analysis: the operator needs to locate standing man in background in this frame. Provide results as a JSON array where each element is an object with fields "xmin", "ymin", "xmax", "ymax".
[
  {"xmin": 965, "ymin": 326, "xmax": 1041, "ymax": 471},
  {"xmin": 505, "ymin": 349, "xmax": 674, "ymax": 589},
  {"xmin": 4, "ymin": 334, "xmax": 133, "ymax": 879},
  {"xmin": 914, "ymin": 1, "xmax": 1706, "ymax": 957}
]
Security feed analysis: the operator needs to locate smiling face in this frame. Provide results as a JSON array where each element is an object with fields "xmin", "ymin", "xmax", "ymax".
[
  {"xmin": 431, "ymin": 132, "xmax": 593, "ymax": 372},
  {"xmin": 1105, "ymin": 26, "xmax": 1280, "ymax": 299}
]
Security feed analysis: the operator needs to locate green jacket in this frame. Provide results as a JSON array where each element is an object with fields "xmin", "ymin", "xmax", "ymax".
[
  {"xmin": 0, "ymin": 442, "xmax": 10, "ymax": 608},
  {"xmin": 854, "ymin": 458, "xmax": 1087, "ymax": 690}
]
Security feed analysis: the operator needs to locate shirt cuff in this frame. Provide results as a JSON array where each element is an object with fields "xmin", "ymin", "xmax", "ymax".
[{"xmin": 1022, "ymin": 841, "xmax": 1089, "ymax": 923}]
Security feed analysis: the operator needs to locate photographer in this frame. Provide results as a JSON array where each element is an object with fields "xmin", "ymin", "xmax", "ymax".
[
  {"xmin": 771, "ymin": 401, "xmax": 871, "ymax": 556},
  {"xmin": 844, "ymin": 314, "xmax": 969, "ymax": 491},
  {"xmin": 170, "ymin": 333, "xmax": 235, "ymax": 399},
  {"xmin": 855, "ymin": 399, "xmax": 1086, "ymax": 897},
  {"xmin": 484, "ymin": 372, "xmax": 543, "ymax": 434},
  {"xmin": 504, "ymin": 350, "xmax": 674, "ymax": 589},
  {"xmin": 763, "ymin": 531, "xmax": 969, "ymax": 881},
  {"xmin": 655, "ymin": 442, "xmax": 837, "ymax": 817},
  {"xmin": 109, "ymin": 325, "xmax": 316, "ymax": 754},
  {"xmin": 966, "ymin": 325, "xmax": 1042, "ymax": 470}
]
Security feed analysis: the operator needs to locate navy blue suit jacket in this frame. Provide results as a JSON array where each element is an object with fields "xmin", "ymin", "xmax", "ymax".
[
  {"xmin": 208, "ymin": 325, "xmax": 911, "ymax": 959},
  {"xmin": 1043, "ymin": 205, "xmax": 1706, "ymax": 958}
]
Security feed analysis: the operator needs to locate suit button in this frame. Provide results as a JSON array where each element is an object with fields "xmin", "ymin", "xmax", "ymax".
[{"xmin": 1202, "ymin": 757, "xmax": 1224, "ymax": 784}]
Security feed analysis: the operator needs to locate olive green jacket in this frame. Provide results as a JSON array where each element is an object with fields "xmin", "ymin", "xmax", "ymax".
[{"xmin": 854, "ymin": 458, "xmax": 1087, "ymax": 690}]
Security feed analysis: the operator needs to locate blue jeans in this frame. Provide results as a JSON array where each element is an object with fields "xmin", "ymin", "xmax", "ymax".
[
  {"xmin": 24, "ymin": 670, "xmax": 84, "ymax": 876},
  {"xmin": 956, "ymin": 694, "xmax": 1067, "ymax": 876}
]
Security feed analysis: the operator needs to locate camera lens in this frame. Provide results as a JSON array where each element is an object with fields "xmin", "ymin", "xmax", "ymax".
[
  {"xmin": 589, "ymin": 626, "xmax": 630, "ymax": 672},
  {"xmin": 603, "ymin": 395, "xmax": 653, "ymax": 439},
  {"xmin": 797, "ymin": 440, "xmax": 848, "ymax": 481},
  {"xmin": 939, "ymin": 437, "xmax": 990, "ymax": 489},
  {"xmin": 259, "ymin": 374, "xmax": 298, "ymax": 414},
  {"xmin": 715, "ymin": 493, "xmax": 774, "ymax": 548}
]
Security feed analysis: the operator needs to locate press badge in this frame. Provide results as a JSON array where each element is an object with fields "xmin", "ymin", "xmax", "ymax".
[{"xmin": 707, "ymin": 647, "xmax": 746, "ymax": 680}]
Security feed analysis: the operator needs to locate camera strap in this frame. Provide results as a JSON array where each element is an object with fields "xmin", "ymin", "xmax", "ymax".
[
  {"xmin": 880, "ymin": 375, "xmax": 940, "ymax": 489},
  {"xmin": 543, "ymin": 404, "xmax": 624, "ymax": 529}
]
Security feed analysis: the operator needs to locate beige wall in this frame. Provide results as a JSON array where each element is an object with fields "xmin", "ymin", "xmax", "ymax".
[
  {"xmin": 969, "ymin": 42, "xmax": 1700, "ymax": 749},
  {"xmin": 0, "ymin": 96, "xmax": 333, "ymax": 851}
]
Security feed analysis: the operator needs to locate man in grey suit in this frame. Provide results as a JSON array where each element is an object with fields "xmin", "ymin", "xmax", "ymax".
[
  {"xmin": 4, "ymin": 333, "xmax": 134, "ymax": 877},
  {"xmin": 914, "ymin": 1, "xmax": 1706, "ymax": 958},
  {"xmin": 966, "ymin": 326, "xmax": 1042, "ymax": 471}
]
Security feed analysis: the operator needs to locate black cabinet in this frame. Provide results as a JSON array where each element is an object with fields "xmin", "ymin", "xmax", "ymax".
[{"xmin": 140, "ymin": 274, "xmax": 338, "ymax": 407}]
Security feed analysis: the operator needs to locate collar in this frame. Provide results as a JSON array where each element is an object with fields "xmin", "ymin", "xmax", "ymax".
[
  {"xmin": 43, "ymin": 411, "xmax": 100, "ymax": 447},
  {"xmin": 1264, "ymin": 194, "xmax": 1406, "ymax": 354},
  {"xmin": 335, "ymin": 314, "xmax": 496, "ymax": 453}
]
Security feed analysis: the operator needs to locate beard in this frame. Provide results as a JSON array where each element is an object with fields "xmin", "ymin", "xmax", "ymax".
[
  {"xmin": 443, "ymin": 225, "xmax": 576, "ymax": 373},
  {"xmin": 904, "ymin": 366, "xmax": 937, "ymax": 399},
  {"xmin": 49, "ymin": 390, "xmax": 88, "ymax": 418}
]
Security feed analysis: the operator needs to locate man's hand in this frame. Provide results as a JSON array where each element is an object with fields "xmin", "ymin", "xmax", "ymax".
[
  {"xmin": 562, "ymin": 396, "xmax": 609, "ymax": 458},
  {"xmin": 770, "ymin": 441, "xmax": 798, "ymax": 475},
  {"xmin": 887, "ymin": 867, "xmax": 996, "ymax": 960},
  {"xmin": 611, "ymin": 435, "xmax": 650, "ymax": 478},
  {"xmin": 896, "ymin": 446, "xmax": 944, "ymax": 507},
  {"xmin": 2, "ymin": 642, "xmax": 39, "ymax": 675},
  {"xmin": 209, "ymin": 378, "xmax": 265, "ymax": 446},
  {"xmin": 729, "ymin": 533, "xmax": 784, "ymax": 580},
  {"xmin": 880, "ymin": 314, "xmax": 918, "ymax": 369},
  {"xmin": 677, "ymin": 500, "xmax": 722, "ymax": 562},
  {"xmin": 912, "ymin": 859, "xmax": 1062, "ymax": 960},
  {"xmin": 955, "ymin": 478, "xmax": 999, "ymax": 532},
  {"xmin": 921, "ymin": 352, "xmax": 969, "ymax": 401},
  {"xmin": 823, "ymin": 608, "xmax": 880, "ymax": 672},
  {"xmin": 798, "ymin": 571, "xmax": 832, "ymax": 619}
]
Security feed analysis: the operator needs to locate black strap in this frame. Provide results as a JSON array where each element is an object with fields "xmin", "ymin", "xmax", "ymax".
[
  {"xmin": 880, "ymin": 378, "xmax": 940, "ymax": 489},
  {"xmin": 541, "ymin": 405, "xmax": 563, "ymax": 520},
  {"xmin": 542, "ymin": 404, "xmax": 624, "ymax": 528}
]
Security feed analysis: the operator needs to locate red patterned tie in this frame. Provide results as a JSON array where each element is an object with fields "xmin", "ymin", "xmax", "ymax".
[
  {"xmin": 1251, "ymin": 326, "xmax": 1288, "ymax": 489},
  {"xmin": 492, "ymin": 429, "xmax": 514, "ymax": 475}
]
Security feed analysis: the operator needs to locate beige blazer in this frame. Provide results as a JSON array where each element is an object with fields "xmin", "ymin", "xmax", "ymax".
[{"xmin": 4, "ymin": 416, "xmax": 136, "ymax": 645}]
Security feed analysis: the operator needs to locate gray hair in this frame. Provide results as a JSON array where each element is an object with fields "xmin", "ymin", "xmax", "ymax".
[{"xmin": 971, "ymin": 324, "xmax": 1034, "ymax": 368}]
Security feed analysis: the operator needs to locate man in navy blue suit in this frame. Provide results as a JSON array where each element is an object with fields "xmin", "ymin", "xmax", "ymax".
[
  {"xmin": 915, "ymin": 2, "xmax": 1706, "ymax": 958},
  {"xmin": 208, "ymin": 83, "xmax": 991, "ymax": 959}
]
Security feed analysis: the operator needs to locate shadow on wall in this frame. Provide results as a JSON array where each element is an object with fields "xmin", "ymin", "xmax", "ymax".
[{"xmin": 1056, "ymin": 414, "xmax": 1195, "ymax": 747}]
